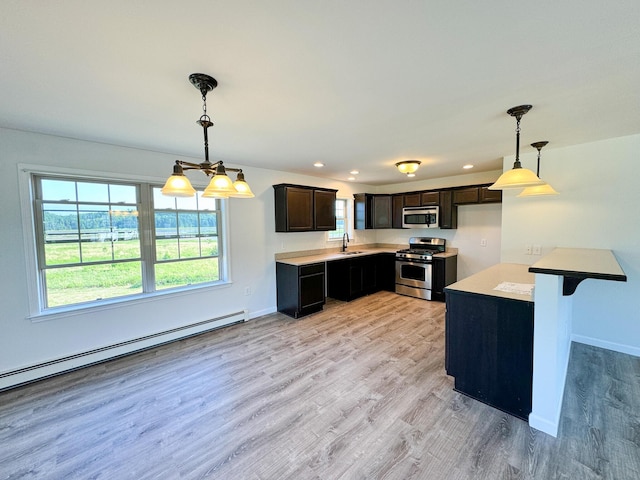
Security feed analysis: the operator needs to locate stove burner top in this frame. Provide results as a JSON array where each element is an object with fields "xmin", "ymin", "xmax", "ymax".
[{"xmin": 396, "ymin": 237, "xmax": 446, "ymax": 261}]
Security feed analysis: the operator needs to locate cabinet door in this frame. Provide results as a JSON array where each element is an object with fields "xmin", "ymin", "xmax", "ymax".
[
  {"xmin": 479, "ymin": 186, "xmax": 502, "ymax": 203},
  {"xmin": 420, "ymin": 191, "xmax": 440, "ymax": 206},
  {"xmin": 354, "ymin": 194, "xmax": 373, "ymax": 230},
  {"xmin": 299, "ymin": 272, "xmax": 325, "ymax": 310},
  {"xmin": 373, "ymin": 195, "xmax": 392, "ymax": 229},
  {"xmin": 404, "ymin": 193, "xmax": 421, "ymax": 207},
  {"xmin": 453, "ymin": 187, "xmax": 479, "ymax": 205},
  {"xmin": 439, "ymin": 190, "xmax": 458, "ymax": 229},
  {"xmin": 274, "ymin": 186, "xmax": 314, "ymax": 232},
  {"xmin": 392, "ymin": 195, "xmax": 404, "ymax": 229},
  {"xmin": 314, "ymin": 189, "xmax": 336, "ymax": 230}
]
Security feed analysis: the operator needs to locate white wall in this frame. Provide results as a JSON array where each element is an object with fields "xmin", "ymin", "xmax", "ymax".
[{"xmin": 500, "ymin": 134, "xmax": 640, "ymax": 355}]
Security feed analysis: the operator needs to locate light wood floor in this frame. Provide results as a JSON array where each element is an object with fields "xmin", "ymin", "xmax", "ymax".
[{"xmin": 1, "ymin": 291, "xmax": 639, "ymax": 479}]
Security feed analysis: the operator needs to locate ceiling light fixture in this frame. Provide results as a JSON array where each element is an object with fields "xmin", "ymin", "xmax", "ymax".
[
  {"xmin": 314, "ymin": 162, "xmax": 325, "ymax": 168},
  {"xmin": 350, "ymin": 170, "xmax": 359, "ymax": 175},
  {"xmin": 161, "ymin": 73, "xmax": 254, "ymax": 198},
  {"xmin": 488, "ymin": 105, "xmax": 545, "ymax": 190},
  {"xmin": 463, "ymin": 164, "xmax": 474, "ymax": 170},
  {"xmin": 518, "ymin": 141, "xmax": 559, "ymax": 197},
  {"xmin": 396, "ymin": 160, "xmax": 421, "ymax": 176}
]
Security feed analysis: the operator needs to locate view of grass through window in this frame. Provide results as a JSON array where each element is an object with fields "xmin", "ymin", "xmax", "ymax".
[{"xmin": 36, "ymin": 177, "xmax": 222, "ymax": 309}]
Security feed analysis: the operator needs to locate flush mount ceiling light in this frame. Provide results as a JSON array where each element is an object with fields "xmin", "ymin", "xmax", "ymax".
[
  {"xmin": 396, "ymin": 160, "xmax": 421, "ymax": 177},
  {"xmin": 314, "ymin": 162, "xmax": 325, "ymax": 168},
  {"xmin": 161, "ymin": 73, "xmax": 254, "ymax": 198},
  {"xmin": 488, "ymin": 105, "xmax": 545, "ymax": 190},
  {"xmin": 518, "ymin": 141, "xmax": 559, "ymax": 197}
]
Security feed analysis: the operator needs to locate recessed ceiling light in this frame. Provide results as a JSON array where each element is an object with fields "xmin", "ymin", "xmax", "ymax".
[
  {"xmin": 350, "ymin": 170, "xmax": 359, "ymax": 175},
  {"xmin": 407, "ymin": 173, "xmax": 416, "ymax": 178},
  {"xmin": 463, "ymin": 164, "xmax": 474, "ymax": 169},
  {"xmin": 314, "ymin": 162, "xmax": 324, "ymax": 168},
  {"xmin": 348, "ymin": 176, "xmax": 356, "ymax": 181}
]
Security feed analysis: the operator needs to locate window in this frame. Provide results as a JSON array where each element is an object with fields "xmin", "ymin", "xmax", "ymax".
[
  {"xmin": 31, "ymin": 174, "xmax": 223, "ymax": 311},
  {"xmin": 328, "ymin": 198, "xmax": 348, "ymax": 240}
]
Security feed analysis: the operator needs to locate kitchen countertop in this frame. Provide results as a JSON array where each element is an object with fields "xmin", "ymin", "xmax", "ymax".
[
  {"xmin": 529, "ymin": 247, "xmax": 626, "ymax": 295},
  {"xmin": 528, "ymin": 247, "xmax": 626, "ymax": 280},
  {"xmin": 445, "ymin": 263, "xmax": 534, "ymax": 302},
  {"xmin": 275, "ymin": 248, "xmax": 397, "ymax": 266},
  {"xmin": 275, "ymin": 246, "xmax": 458, "ymax": 266}
]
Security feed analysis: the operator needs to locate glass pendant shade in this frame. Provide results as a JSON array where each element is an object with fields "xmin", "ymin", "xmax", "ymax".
[
  {"xmin": 229, "ymin": 172, "xmax": 255, "ymax": 198},
  {"xmin": 161, "ymin": 167, "xmax": 196, "ymax": 197},
  {"xmin": 518, "ymin": 182, "xmax": 559, "ymax": 197},
  {"xmin": 202, "ymin": 173, "xmax": 236, "ymax": 198},
  {"xmin": 488, "ymin": 166, "xmax": 544, "ymax": 190}
]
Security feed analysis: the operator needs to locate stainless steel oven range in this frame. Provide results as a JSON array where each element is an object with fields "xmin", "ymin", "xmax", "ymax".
[{"xmin": 395, "ymin": 237, "xmax": 446, "ymax": 300}]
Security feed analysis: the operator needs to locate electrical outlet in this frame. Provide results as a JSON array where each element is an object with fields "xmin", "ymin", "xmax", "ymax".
[
  {"xmin": 533, "ymin": 245, "xmax": 541, "ymax": 255},
  {"xmin": 480, "ymin": 239, "xmax": 487, "ymax": 247},
  {"xmin": 244, "ymin": 286, "xmax": 251, "ymax": 296},
  {"xmin": 525, "ymin": 245, "xmax": 532, "ymax": 255}
]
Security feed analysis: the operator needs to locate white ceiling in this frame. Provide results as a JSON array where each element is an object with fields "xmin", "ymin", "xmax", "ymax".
[{"xmin": 1, "ymin": 1, "xmax": 639, "ymax": 185}]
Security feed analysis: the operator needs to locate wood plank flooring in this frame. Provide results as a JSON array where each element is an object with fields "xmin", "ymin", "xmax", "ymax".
[{"xmin": 1, "ymin": 291, "xmax": 639, "ymax": 479}]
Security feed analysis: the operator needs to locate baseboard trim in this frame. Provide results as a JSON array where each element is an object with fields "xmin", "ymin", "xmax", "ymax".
[
  {"xmin": 0, "ymin": 310, "xmax": 248, "ymax": 391},
  {"xmin": 571, "ymin": 334, "xmax": 640, "ymax": 358}
]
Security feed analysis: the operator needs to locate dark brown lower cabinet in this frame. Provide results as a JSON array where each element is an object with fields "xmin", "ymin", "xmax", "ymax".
[
  {"xmin": 432, "ymin": 256, "xmax": 457, "ymax": 301},
  {"xmin": 445, "ymin": 289, "xmax": 534, "ymax": 420},
  {"xmin": 327, "ymin": 253, "xmax": 395, "ymax": 301},
  {"xmin": 276, "ymin": 262, "xmax": 325, "ymax": 318}
]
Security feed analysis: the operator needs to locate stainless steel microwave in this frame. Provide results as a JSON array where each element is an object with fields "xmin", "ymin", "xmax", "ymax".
[{"xmin": 402, "ymin": 206, "xmax": 439, "ymax": 229}]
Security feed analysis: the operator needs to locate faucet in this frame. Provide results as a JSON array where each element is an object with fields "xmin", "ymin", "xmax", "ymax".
[{"xmin": 342, "ymin": 232, "xmax": 349, "ymax": 252}]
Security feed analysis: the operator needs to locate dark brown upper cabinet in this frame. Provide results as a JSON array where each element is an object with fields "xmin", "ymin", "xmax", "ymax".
[
  {"xmin": 453, "ymin": 184, "xmax": 502, "ymax": 205},
  {"xmin": 354, "ymin": 193, "xmax": 392, "ymax": 230},
  {"xmin": 274, "ymin": 184, "xmax": 337, "ymax": 232},
  {"xmin": 404, "ymin": 193, "xmax": 422, "ymax": 207},
  {"xmin": 452, "ymin": 187, "xmax": 480, "ymax": 205},
  {"xmin": 420, "ymin": 191, "xmax": 440, "ymax": 206}
]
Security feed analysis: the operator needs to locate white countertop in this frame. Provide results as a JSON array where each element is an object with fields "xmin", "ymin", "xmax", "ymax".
[
  {"xmin": 445, "ymin": 263, "xmax": 535, "ymax": 302},
  {"xmin": 529, "ymin": 247, "xmax": 627, "ymax": 281}
]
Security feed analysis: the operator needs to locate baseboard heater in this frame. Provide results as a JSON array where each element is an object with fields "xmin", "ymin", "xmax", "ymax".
[{"xmin": 0, "ymin": 310, "xmax": 248, "ymax": 391}]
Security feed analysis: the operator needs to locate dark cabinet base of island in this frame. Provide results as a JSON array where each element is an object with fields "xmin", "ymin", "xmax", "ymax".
[{"xmin": 445, "ymin": 289, "xmax": 534, "ymax": 420}]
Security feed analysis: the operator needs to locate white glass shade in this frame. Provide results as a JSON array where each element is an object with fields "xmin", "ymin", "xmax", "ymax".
[
  {"xmin": 229, "ymin": 179, "xmax": 255, "ymax": 198},
  {"xmin": 517, "ymin": 182, "xmax": 559, "ymax": 197},
  {"xmin": 488, "ymin": 167, "xmax": 544, "ymax": 190},
  {"xmin": 161, "ymin": 174, "xmax": 196, "ymax": 197},
  {"xmin": 202, "ymin": 173, "xmax": 236, "ymax": 198}
]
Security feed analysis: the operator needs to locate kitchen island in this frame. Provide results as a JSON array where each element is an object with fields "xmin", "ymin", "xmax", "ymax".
[
  {"xmin": 445, "ymin": 249, "xmax": 626, "ymax": 437},
  {"xmin": 445, "ymin": 264, "xmax": 535, "ymax": 420}
]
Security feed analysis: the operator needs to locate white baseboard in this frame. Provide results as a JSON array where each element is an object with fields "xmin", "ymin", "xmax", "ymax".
[
  {"xmin": 0, "ymin": 310, "xmax": 246, "ymax": 391},
  {"xmin": 571, "ymin": 334, "xmax": 640, "ymax": 358},
  {"xmin": 528, "ymin": 413, "xmax": 559, "ymax": 437}
]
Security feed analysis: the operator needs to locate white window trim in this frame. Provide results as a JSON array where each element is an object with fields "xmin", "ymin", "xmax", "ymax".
[
  {"xmin": 17, "ymin": 163, "xmax": 232, "ymax": 320},
  {"xmin": 327, "ymin": 197, "xmax": 352, "ymax": 242}
]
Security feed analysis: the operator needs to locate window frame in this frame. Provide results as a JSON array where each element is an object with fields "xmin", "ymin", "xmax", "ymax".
[
  {"xmin": 18, "ymin": 164, "xmax": 232, "ymax": 320},
  {"xmin": 327, "ymin": 197, "xmax": 350, "ymax": 241}
]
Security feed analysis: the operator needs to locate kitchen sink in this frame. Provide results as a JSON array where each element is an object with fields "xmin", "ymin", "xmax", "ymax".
[{"xmin": 340, "ymin": 251, "xmax": 364, "ymax": 255}]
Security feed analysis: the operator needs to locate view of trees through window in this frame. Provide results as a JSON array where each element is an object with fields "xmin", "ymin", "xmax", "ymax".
[{"xmin": 34, "ymin": 176, "xmax": 222, "ymax": 309}]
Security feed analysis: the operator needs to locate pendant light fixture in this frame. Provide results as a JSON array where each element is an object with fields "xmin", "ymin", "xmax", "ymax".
[
  {"xmin": 518, "ymin": 141, "xmax": 559, "ymax": 197},
  {"xmin": 488, "ymin": 105, "xmax": 545, "ymax": 190},
  {"xmin": 396, "ymin": 160, "xmax": 421, "ymax": 177},
  {"xmin": 161, "ymin": 73, "xmax": 254, "ymax": 198}
]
